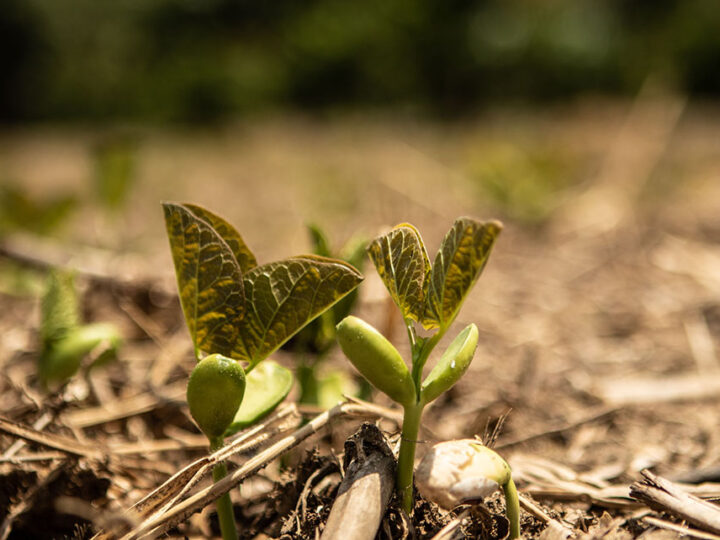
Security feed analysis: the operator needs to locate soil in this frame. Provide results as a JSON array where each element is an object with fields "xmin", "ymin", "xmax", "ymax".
[{"xmin": 1, "ymin": 101, "xmax": 720, "ymax": 538}]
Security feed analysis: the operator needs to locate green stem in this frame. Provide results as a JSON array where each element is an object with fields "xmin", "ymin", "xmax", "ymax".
[
  {"xmin": 210, "ymin": 437, "xmax": 238, "ymax": 540},
  {"xmin": 502, "ymin": 478, "xmax": 521, "ymax": 539},
  {"xmin": 396, "ymin": 402, "xmax": 423, "ymax": 513}
]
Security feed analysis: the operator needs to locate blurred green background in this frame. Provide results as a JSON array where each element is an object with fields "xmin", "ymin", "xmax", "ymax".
[{"xmin": 3, "ymin": 0, "xmax": 719, "ymax": 123}]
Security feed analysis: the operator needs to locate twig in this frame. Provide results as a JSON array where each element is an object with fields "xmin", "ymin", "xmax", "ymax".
[
  {"xmin": 0, "ymin": 415, "xmax": 105, "ymax": 459},
  {"xmin": 115, "ymin": 401, "xmax": 387, "ymax": 540},
  {"xmin": 322, "ymin": 424, "xmax": 395, "ymax": 540},
  {"xmin": 630, "ymin": 469, "xmax": 720, "ymax": 535},
  {"xmin": 517, "ymin": 493, "xmax": 573, "ymax": 538},
  {"xmin": 643, "ymin": 516, "xmax": 720, "ymax": 540},
  {"xmin": 496, "ymin": 407, "xmax": 618, "ymax": 450}
]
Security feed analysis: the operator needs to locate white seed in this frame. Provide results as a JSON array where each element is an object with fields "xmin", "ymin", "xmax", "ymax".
[{"xmin": 415, "ymin": 439, "xmax": 511, "ymax": 509}]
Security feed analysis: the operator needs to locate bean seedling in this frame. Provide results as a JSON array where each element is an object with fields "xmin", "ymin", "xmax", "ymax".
[
  {"xmin": 283, "ymin": 223, "xmax": 368, "ymax": 408},
  {"xmin": 336, "ymin": 218, "xmax": 501, "ymax": 513},
  {"xmin": 39, "ymin": 269, "xmax": 121, "ymax": 390},
  {"xmin": 163, "ymin": 203, "xmax": 362, "ymax": 540}
]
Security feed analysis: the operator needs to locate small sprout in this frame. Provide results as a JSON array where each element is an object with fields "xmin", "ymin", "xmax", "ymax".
[
  {"xmin": 163, "ymin": 202, "xmax": 363, "ymax": 540},
  {"xmin": 39, "ymin": 269, "xmax": 121, "ymax": 389},
  {"xmin": 187, "ymin": 354, "xmax": 246, "ymax": 440},
  {"xmin": 416, "ymin": 440, "xmax": 520, "ymax": 539},
  {"xmin": 337, "ymin": 218, "xmax": 501, "ymax": 513}
]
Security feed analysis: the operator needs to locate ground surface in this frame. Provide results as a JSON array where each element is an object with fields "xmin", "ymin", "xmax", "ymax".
[{"xmin": 2, "ymin": 97, "xmax": 720, "ymax": 538}]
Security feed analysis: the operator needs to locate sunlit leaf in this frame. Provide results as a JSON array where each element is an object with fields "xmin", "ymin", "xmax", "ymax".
[
  {"xmin": 423, "ymin": 218, "xmax": 502, "ymax": 329},
  {"xmin": 184, "ymin": 203, "xmax": 258, "ymax": 273},
  {"xmin": 162, "ymin": 202, "xmax": 245, "ymax": 359},
  {"xmin": 237, "ymin": 255, "xmax": 363, "ymax": 366},
  {"xmin": 225, "ymin": 361, "xmax": 293, "ymax": 435},
  {"xmin": 367, "ymin": 224, "xmax": 430, "ymax": 323}
]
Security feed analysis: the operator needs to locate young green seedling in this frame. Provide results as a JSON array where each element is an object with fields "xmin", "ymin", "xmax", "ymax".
[
  {"xmin": 415, "ymin": 440, "xmax": 520, "ymax": 538},
  {"xmin": 38, "ymin": 269, "xmax": 121, "ymax": 390},
  {"xmin": 336, "ymin": 218, "xmax": 502, "ymax": 513},
  {"xmin": 163, "ymin": 203, "xmax": 362, "ymax": 540},
  {"xmin": 284, "ymin": 223, "xmax": 368, "ymax": 408}
]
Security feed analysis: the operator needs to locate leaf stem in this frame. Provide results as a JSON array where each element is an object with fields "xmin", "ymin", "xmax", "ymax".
[
  {"xmin": 396, "ymin": 401, "xmax": 423, "ymax": 513},
  {"xmin": 502, "ymin": 478, "xmax": 521, "ymax": 539},
  {"xmin": 397, "ymin": 329, "xmax": 444, "ymax": 514},
  {"xmin": 210, "ymin": 437, "xmax": 238, "ymax": 540}
]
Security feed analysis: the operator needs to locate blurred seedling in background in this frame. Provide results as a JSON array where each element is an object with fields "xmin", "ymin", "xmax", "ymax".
[
  {"xmin": 0, "ymin": 182, "xmax": 77, "ymax": 238},
  {"xmin": 336, "ymin": 218, "xmax": 501, "ymax": 513},
  {"xmin": 282, "ymin": 223, "xmax": 368, "ymax": 409},
  {"xmin": 39, "ymin": 269, "xmax": 121, "ymax": 390},
  {"xmin": 466, "ymin": 143, "xmax": 577, "ymax": 225},
  {"xmin": 93, "ymin": 135, "xmax": 138, "ymax": 214},
  {"xmin": 163, "ymin": 203, "xmax": 362, "ymax": 540}
]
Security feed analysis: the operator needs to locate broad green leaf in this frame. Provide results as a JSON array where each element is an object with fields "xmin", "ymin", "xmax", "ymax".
[
  {"xmin": 236, "ymin": 255, "xmax": 363, "ymax": 366},
  {"xmin": 41, "ymin": 269, "xmax": 80, "ymax": 346},
  {"xmin": 225, "ymin": 361, "xmax": 293, "ymax": 435},
  {"xmin": 162, "ymin": 202, "xmax": 245, "ymax": 359},
  {"xmin": 367, "ymin": 224, "xmax": 430, "ymax": 323},
  {"xmin": 423, "ymin": 218, "xmax": 502, "ymax": 329},
  {"xmin": 184, "ymin": 203, "xmax": 258, "ymax": 273}
]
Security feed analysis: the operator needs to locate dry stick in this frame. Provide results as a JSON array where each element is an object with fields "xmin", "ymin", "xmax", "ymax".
[
  {"xmin": 119, "ymin": 401, "xmax": 388, "ymax": 540},
  {"xmin": 1, "ymin": 411, "xmax": 53, "ymax": 459},
  {"xmin": 517, "ymin": 493, "xmax": 573, "ymax": 539},
  {"xmin": 429, "ymin": 509, "xmax": 470, "ymax": 540},
  {"xmin": 0, "ymin": 415, "xmax": 105, "ymax": 459},
  {"xmin": 61, "ymin": 382, "xmax": 186, "ymax": 428},
  {"xmin": 130, "ymin": 404, "xmax": 300, "ymax": 518},
  {"xmin": 643, "ymin": 515, "xmax": 720, "ymax": 540},
  {"xmin": 630, "ymin": 469, "xmax": 720, "ymax": 536},
  {"xmin": 495, "ymin": 406, "xmax": 618, "ymax": 450},
  {"xmin": 322, "ymin": 425, "xmax": 395, "ymax": 540},
  {"xmin": 0, "ymin": 239, "xmax": 176, "ymax": 301}
]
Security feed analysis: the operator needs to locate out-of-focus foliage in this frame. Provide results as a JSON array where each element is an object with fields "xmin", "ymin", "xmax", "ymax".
[
  {"xmin": 39, "ymin": 269, "xmax": 122, "ymax": 388},
  {"xmin": 466, "ymin": 144, "xmax": 579, "ymax": 225},
  {"xmin": 93, "ymin": 136, "xmax": 138, "ymax": 213},
  {"xmin": 0, "ymin": 183, "xmax": 77, "ymax": 236},
  {"xmin": 2, "ymin": 0, "xmax": 719, "ymax": 122}
]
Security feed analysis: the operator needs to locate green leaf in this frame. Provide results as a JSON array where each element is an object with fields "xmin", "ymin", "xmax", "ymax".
[
  {"xmin": 237, "ymin": 256, "xmax": 363, "ymax": 366},
  {"xmin": 39, "ymin": 322, "xmax": 121, "ymax": 386},
  {"xmin": 423, "ymin": 218, "xmax": 502, "ymax": 330},
  {"xmin": 184, "ymin": 203, "xmax": 258, "ymax": 273},
  {"xmin": 316, "ymin": 370, "xmax": 357, "ymax": 410},
  {"xmin": 367, "ymin": 223, "xmax": 430, "ymax": 323},
  {"xmin": 162, "ymin": 202, "xmax": 246, "ymax": 359},
  {"xmin": 225, "ymin": 361, "xmax": 293, "ymax": 435},
  {"xmin": 307, "ymin": 223, "xmax": 332, "ymax": 258},
  {"xmin": 421, "ymin": 323, "xmax": 478, "ymax": 404},
  {"xmin": 41, "ymin": 269, "xmax": 80, "ymax": 347}
]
